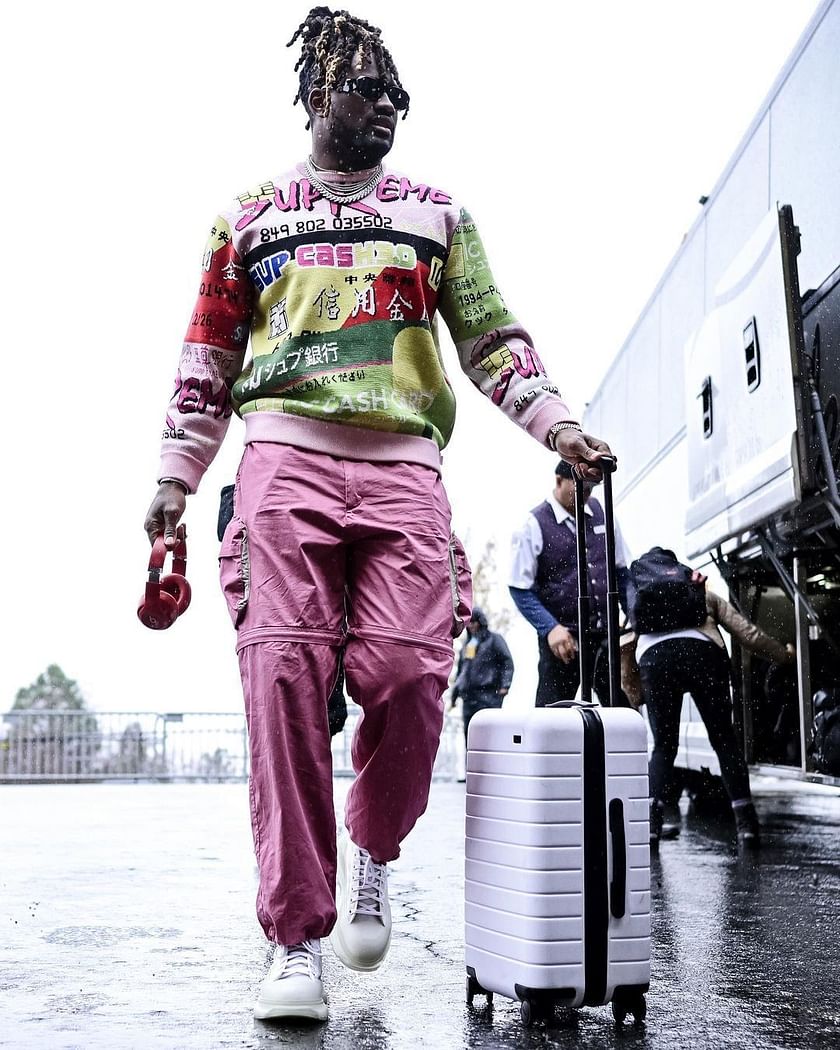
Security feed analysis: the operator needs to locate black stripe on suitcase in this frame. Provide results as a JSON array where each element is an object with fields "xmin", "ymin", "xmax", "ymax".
[{"xmin": 580, "ymin": 706, "xmax": 609, "ymax": 1006}]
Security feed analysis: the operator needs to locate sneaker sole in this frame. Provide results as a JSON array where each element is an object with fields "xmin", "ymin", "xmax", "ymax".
[
  {"xmin": 329, "ymin": 924, "xmax": 391, "ymax": 972},
  {"xmin": 331, "ymin": 834, "xmax": 391, "ymax": 972},
  {"xmin": 254, "ymin": 999, "xmax": 328, "ymax": 1022}
]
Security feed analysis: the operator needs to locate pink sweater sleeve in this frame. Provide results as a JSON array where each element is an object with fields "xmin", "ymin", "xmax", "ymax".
[
  {"xmin": 158, "ymin": 216, "xmax": 253, "ymax": 493},
  {"xmin": 436, "ymin": 206, "xmax": 575, "ymax": 446}
]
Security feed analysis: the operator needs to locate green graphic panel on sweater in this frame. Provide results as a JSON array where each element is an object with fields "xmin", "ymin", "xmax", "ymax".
[
  {"xmin": 438, "ymin": 209, "xmax": 515, "ymax": 344},
  {"xmin": 234, "ymin": 320, "xmax": 456, "ymax": 446}
]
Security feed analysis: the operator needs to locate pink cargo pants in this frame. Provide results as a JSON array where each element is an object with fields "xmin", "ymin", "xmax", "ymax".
[{"xmin": 218, "ymin": 443, "xmax": 471, "ymax": 946}]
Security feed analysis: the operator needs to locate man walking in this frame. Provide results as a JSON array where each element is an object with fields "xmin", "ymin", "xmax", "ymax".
[
  {"xmin": 450, "ymin": 608, "xmax": 514, "ymax": 746},
  {"xmin": 509, "ymin": 460, "xmax": 630, "ymax": 707},
  {"xmin": 143, "ymin": 6, "xmax": 612, "ymax": 1022}
]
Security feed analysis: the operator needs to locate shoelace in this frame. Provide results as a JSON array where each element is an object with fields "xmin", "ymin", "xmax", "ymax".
[
  {"xmin": 350, "ymin": 849, "xmax": 387, "ymax": 917},
  {"xmin": 277, "ymin": 938, "xmax": 321, "ymax": 979}
]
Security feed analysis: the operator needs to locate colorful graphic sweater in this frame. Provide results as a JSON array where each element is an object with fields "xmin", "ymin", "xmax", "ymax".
[{"xmin": 159, "ymin": 163, "xmax": 574, "ymax": 492}]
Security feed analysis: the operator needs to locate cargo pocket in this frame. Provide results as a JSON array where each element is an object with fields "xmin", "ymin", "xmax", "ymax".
[
  {"xmin": 448, "ymin": 532, "xmax": 473, "ymax": 637},
  {"xmin": 219, "ymin": 515, "xmax": 250, "ymax": 628}
]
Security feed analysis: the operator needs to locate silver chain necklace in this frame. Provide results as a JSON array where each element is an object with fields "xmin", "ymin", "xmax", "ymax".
[{"xmin": 304, "ymin": 157, "xmax": 383, "ymax": 204}]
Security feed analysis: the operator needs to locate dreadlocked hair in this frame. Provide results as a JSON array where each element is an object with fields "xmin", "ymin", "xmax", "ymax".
[{"xmin": 287, "ymin": 6, "xmax": 409, "ymax": 129}]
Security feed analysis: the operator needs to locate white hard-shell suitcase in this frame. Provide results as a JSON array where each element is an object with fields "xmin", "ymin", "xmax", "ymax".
[
  {"xmin": 464, "ymin": 457, "xmax": 650, "ymax": 1027},
  {"xmin": 465, "ymin": 704, "xmax": 650, "ymax": 1024}
]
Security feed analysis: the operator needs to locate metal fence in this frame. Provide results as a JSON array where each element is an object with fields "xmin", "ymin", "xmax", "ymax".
[{"xmin": 0, "ymin": 709, "xmax": 464, "ymax": 783}]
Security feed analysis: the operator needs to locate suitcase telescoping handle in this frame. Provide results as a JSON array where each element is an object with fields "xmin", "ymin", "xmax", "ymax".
[{"xmin": 574, "ymin": 455, "xmax": 619, "ymax": 706}]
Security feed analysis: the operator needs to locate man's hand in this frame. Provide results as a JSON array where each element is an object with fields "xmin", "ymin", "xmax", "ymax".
[
  {"xmin": 554, "ymin": 429, "xmax": 613, "ymax": 482},
  {"xmin": 144, "ymin": 482, "xmax": 187, "ymax": 549},
  {"xmin": 547, "ymin": 624, "xmax": 577, "ymax": 664},
  {"xmin": 784, "ymin": 643, "xmax": 796, "ymax": 664},
  {"xmin": 497, "ymin": 688, "xmax": 509, "ymax": 697}
]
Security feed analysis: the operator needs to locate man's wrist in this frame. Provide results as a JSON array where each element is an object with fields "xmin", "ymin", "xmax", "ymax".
[
  {"xmin": 158, "ymin": 477, "xmax": 189, "ymax": 496},
  {"xmin": 547, "ymin": 420, "xmax": 582, "ymax": 451}
]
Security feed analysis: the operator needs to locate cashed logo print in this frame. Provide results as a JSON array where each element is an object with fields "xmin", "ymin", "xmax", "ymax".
[{"xmin": 322, "ymin": 387, "xmax": 436, "ymax": 416}]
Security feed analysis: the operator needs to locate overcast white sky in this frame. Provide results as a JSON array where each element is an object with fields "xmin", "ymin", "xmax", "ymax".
[{"xmin": 1, "ymin": 0, "xmax": 821, "ymax": 713}]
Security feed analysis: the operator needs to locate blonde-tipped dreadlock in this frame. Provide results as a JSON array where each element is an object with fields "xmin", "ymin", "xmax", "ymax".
[{"xmin": 287, "ymin": 6, "xmax": 410, "ymax": 129}]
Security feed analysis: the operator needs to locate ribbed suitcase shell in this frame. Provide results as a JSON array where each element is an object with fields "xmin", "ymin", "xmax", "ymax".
[{"xmin": 465, "ymin": 705, "xmax": 650, "ymax": 1009}]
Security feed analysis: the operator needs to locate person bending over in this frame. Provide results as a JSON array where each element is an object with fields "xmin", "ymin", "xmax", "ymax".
[{"xmin": 634, "ymin": 556, "xmax": 794, "ymax": 847}]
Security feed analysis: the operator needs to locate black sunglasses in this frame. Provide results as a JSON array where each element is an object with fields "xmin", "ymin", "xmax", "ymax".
[{"xmin": 338, "ymin": 76, "xmax": 408, "ymax": 111}]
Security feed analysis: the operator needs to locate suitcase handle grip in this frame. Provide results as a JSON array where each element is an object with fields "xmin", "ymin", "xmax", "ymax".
[
  {"xmin": 608, "ymin": 798, "xmax": 627, "ymax": 919},
  {"xmin": 545, "ymin": 699, "xmax": 600, "ymax": 709},
  {"xmin": 596, "ymin": 454, "xmax": 617, "ymax": 473}
]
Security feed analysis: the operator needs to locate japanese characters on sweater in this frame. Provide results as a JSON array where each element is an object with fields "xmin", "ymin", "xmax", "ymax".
[{"xmin": 159, "ymin": 163, "xmax": 574, "ymax": 492}]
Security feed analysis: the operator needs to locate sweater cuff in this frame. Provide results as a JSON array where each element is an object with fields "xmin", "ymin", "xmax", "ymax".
[
  {"xmin": 157, "ymin": 451, "xmax": 206, "ymax": 495},
  {"xmin": 527, "ymin": 400, "xmax": 576, "ymax": 447}
]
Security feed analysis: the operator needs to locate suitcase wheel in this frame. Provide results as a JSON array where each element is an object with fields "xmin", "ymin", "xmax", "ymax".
[
  {"xmin": 466, "ymin": 973, "xmax": 492, "ymax": 1007},
  {"xmin": 518, "ymin": 993, "xmax": 559, "ymax": 1027},
  {"xmin": 612, "ymin": 990, "xmax": 646, "ymax": 1026}
]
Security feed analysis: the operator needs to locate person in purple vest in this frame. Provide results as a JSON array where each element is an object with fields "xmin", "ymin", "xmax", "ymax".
[{"xmin": 509, "ymin": 460, "xmax": 632, "ymax": 707}]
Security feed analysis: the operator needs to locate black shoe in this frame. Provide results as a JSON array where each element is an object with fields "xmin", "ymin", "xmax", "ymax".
[
  {"xmin": 734, "ymin": 803, "xmax": 761, "ymax": 848},
  {"xmin": 650, "ymin": 801, "xmax": 680, "ymax": 847},
  {"xmin": 661, "ymin": 800, "xmax": 681, "ymax": 840},
  {"xmin": 649, "ymin": 801, "xmax": 662, "ymax": 846}
]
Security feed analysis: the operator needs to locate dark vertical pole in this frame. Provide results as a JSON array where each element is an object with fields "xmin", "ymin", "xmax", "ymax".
[
  {"xmin": 600, "ymin": 460, "xmax": 620, "ymax": 708},
  {"xmin": 793, "ymin": 556, "xmax": 814, "ymax": 773},
  {"xmin": 575, "ymin": 476, "xmax": 592, "ymax": 704}
]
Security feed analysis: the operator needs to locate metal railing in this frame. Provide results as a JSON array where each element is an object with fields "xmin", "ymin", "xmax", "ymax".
[{"xmin": 0, "ymin": 708, "xmax": 463, "ymax": 783}]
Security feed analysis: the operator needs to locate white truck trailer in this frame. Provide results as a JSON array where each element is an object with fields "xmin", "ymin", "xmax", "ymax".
[{"xmin": 583, "ymin": 0, "xmax": 840, "ymax": 785}]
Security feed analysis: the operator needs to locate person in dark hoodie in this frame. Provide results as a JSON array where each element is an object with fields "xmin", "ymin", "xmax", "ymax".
[{"xmin": 450, "ymin": 608, "xmax": 514, "ymax": 745}]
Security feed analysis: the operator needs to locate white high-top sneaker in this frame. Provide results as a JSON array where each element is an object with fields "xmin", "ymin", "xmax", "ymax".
[
  {"xmin": 330, "ymin": 832, "xmax": 392, "ymax": 971},
  {"xmin": 254, "ymin": 939, "xmax": 328, "ymax": 1022}
]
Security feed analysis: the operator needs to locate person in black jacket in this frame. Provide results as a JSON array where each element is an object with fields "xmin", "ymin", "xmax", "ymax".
[{"xmin": 450, "ymin": 608, "xmax": 514, "ymax": 745}]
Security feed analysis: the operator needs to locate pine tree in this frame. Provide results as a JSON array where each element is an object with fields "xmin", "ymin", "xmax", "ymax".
[
  {"xmin": 12, "ymin": 664, "xmax": 87, "ymax": 712},
  {"xmin": 3, "ymin": 665, "xmax": 100, "ymax": 777}
]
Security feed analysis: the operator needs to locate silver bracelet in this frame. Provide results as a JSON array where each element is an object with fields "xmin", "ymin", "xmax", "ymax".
[
  {"xmin": 158, "ymin": 477, "xmax": 189, "ymax": 495},
  {"xmin": 547, "ymin": 420, "xmax": 582, "ymax": 450}
]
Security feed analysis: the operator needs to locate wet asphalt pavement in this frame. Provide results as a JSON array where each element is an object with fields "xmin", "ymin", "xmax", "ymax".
[{"xmin": 1, "ymin": 777, "xmax": 839, "ymax": 1050}]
